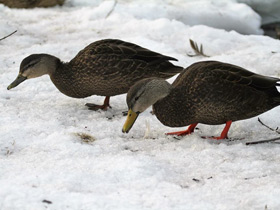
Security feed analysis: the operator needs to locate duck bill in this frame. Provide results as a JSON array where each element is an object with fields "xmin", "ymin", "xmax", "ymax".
[
  {"xmin": 122, "ymin": 109, "xmax": 139, "ymax": 133},
  {"xmin": 7, "ymin": 74, "xmax": 27, "ymax": 90}
]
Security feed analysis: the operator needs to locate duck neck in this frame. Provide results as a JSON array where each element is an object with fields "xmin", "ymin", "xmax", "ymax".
[
  {"xmin": 142, "ymin": 79, "xmax": 172, "ymax": 108},
  {"xmin": 40, "ymin": 54, "xmax": 62, "ymax": 76},
  {"xmin": 154, "ymin": 80, "xmax": 172, "ymax": 102}
]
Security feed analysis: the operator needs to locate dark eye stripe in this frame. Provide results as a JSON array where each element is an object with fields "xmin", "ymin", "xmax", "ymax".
[
  {"xmin": 22, "ymin": 62, "xmax": 37, "ymax": 71},
  {"xmin": 135, "ymin": 90, "xmax": 144, "ymax": 101}
]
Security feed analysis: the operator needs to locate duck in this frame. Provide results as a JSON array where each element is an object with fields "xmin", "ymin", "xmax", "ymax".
[
  {"xmin": 7, "ymin": 39, "xmax": 183, "ymax": 110},
  {"xmin": 0, "ymin": 0, "xmax": 65, "ymax": 8},
  {"xmin": 122, "ymin": 61, "xmax": 280, "ymax": 139}
]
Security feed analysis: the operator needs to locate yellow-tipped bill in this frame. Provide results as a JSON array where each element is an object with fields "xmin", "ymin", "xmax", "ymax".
[{"xmin": 122, "ymin": 109, "xmax": 139, "ymax": 133}]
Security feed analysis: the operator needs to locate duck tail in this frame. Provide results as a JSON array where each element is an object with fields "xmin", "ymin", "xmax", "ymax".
[
  {"xmin": 159, "ymin": 65, "xmax": 184, "ymax": 77},
  {"xmin": 274, "ymin": 97, "xmax": 280, "ymax": 104}
]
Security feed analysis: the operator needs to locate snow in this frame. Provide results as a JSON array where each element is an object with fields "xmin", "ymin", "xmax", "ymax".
[
  {"xmin": 1, "ymin": 0, "xmax": 280, "ymax": 209},
  {"xmin": 102, "ymin": 0, "xmax": 263, "ymax": 35}
]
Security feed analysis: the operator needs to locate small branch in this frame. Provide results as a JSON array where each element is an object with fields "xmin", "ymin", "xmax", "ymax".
[
  {"xmin": 246, "ymin": 137, "xmax": 280, "ymax": 145},
  {"xmin": 0, "ymin": 30, "xmax": 17, "ymax": 42},
  {"xmin": 105, "ymin": 0, "xmax": 117, "ymax": 19},
  {"xmin": 244, "ymin": 174, "xmax": 267, "ymax": 180},
  {"xmin": 187, "ymin": 39, "xmax": 209, "ymax": 57},
  {"xmin": 258, "ymin": 117, "xmax": 280, "ymax": 134},
  {"xmin": 246, "ymin": 118, "xmax": 280, "ymax": 145}
]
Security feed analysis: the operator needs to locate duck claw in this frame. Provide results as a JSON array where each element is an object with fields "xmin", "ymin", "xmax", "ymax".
[{"xmin": 85, "ymin": 103, "xmax": 111, "ymax": 111}]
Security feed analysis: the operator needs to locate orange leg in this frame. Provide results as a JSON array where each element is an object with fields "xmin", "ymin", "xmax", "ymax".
[
  {"xmin": 166, "ymin": 123, "xmax": 198, "ymax": 136},
  {"xmin": 86, "ymin": 96, "xmax": 111, "ymax": 111},
  {"xmin": 210, "ymin": 121, "xmax": 232, "ymax": 140}
]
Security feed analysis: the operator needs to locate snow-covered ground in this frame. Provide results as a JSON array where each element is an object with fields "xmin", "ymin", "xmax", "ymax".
[{"xmin": 1, "ymin": 0, "xmax": 280, "ymax": 209}]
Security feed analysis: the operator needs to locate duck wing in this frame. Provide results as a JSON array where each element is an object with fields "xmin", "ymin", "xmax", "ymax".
[
  {"xmin": 174, "ymin": 61, "xmax": 280, "ymax": 92},
  {"xmin": 206, "ymin": 61, "xmax": 280, "ymax": 90},
  {"xmin": 66, "ymin": 39, "xmax": 182, "ymax": 96},
  {"xmin": 93, "ymin": 39, "xmax": 178, "ymax": 63},
  {"xmin": 70, "ymin": 39, "xmax": 182, "ymax": 75}
]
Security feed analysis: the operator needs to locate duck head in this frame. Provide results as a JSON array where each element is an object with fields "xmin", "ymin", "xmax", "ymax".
[
  {"xmin": 122, "ymin": 78, "xmax": 171, "ymax": 133},
  {"xmin": 7, "ymin": 54, "xmax": 60, "ymax": 90}
]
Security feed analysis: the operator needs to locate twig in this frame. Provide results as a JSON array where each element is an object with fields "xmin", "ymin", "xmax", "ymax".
[
  {"xmin": 258, "ymin": 117, "xmax": 280, "ymax": 134},
  {"xmin": 246, "ymin": 118, "xmax": 280, "ymax": 145},
  {"xmin": 244, "ymin": 174, "xmax": 267, "ymax": 180},
  {"xmin": 42, "ymin": 200, "xmax": 52, "ymax": 204},
  {"xmin": 246, "ymin": 137, "xmax": 280, "ymax": 145},
  {"xmin": 187, "ymin": 39, "xmax": 209, "ymax": 57},
  {"xmin": 0, "ymin": 30, "xmax": 17, "ymax": 42},
  {"xmin": 105, "ymin": 0, "xmax": 117, "ymax": 18}
]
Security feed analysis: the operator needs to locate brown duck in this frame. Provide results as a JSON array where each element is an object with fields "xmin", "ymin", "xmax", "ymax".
[
  {"xmin": 7, "ymin": 39, "xmax": 183, "ymax": 110},
  {"xmin": 122, "ymin": 61, "xmax": 280, "ymax": 139}
]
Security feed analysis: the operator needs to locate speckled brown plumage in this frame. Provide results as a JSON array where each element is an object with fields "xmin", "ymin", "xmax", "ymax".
[
  {"xmin": 153, "ymin": 61, "xmax": 280, "ymax": 127},
  {"xmin": 122, "ymin": 60, "xmax": 280, "ymax": 138},
  {"xmin": 8, "ymin": 39, "xmax": 183, "ymax": 110},
  {"xmin": 51, "ymin": 39, "xmax": 182, "ymax": 98}
]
